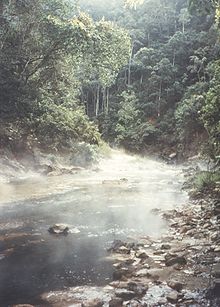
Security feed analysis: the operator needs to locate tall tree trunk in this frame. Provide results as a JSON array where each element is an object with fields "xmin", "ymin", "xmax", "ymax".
[
  {"xmin": 102, "ymin": 87, "xmax": 106, "ymax": 112},
  {"xmin": 95, "ymin": 85, "xmax": 100, "ymax": 117},
  {"xmin": 158, "ymin": 80, "xmax": 162, "ymax": 117},
  {"xmin": 128, "ymin": 44, "xmax": 133, "ymax": 86},
  {"xmin": 140, "ymin": 74, "xmax": 143, "ymax": 85},
  {"xmin": 172, "ymin": 49, "xmax": 176, "ymax": 67},
  {"xmin": 106, "ymin": 88, "xmax": 109, "ymax": 114}
]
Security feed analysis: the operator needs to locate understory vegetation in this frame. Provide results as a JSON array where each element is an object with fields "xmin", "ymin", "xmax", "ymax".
[
  {"xmin": 0, "ymin": 0, "xmax": 219, "ymax": 166},
  {"xmin": 193, "ymin": 170, "xmax": 220, "ymax": 193}
]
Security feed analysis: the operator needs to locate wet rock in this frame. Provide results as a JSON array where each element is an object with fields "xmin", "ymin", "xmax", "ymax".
[
  {"xmin": 102, "ymin": 179, "xmax": 128, "ymax": 185},
  {"xmin": 145, "ymin": 268, "xmax": 163, "ymax": 281},
  {"xmin": 151, "ymin": 208, "xmax": 161, "ymax": 215},
  {"xmin": 154, "ymin": 250, "xmax": 165, "ymax": 255},
  {"xmin": 109, "ymin": 281, "xmax": 128, "ymax": 288},
  {"xmin": 127, "ymin": 281, "xmax": 148, "ymax": 296},
  {"xmin": 158, "ymin": 297, "xmax": 167, "ymax": 305},
  {"xmin": 118, "ymin": 246, "xmax": 130, "ymax": 254},
  {"xmin": 71, "ymin": 166, "xmax": 85, "ymax": 171},
  {"xmin": 213, "ymin": 263, "xmax": 220, "ymax": 278},
  {"xmin": 165, "ymin": 253, "xmax": 187, "ymax": 266},
  {"xmin": 125, "ymin": 301, "xmax": 147, "ymax": 307},
  {"xmin": 135, "ymin": 268, "xmax": 161, "ymax": 281},
  {"xmin": 48, "ymin": 224, "xmax": 69, "ymax": 235},
  {"xmin": 135, "ymin": 268, "xmax": 149, "ymax": 277},
  {"xmin": 161, "ymin": 244, "xmax": 171, "ymax": 250},
  {"xmin": 115, "ymin": 289, "xmax": 136, "ymax": 300},
  {"xmin": 166, "ymin": 290, "xmax": 179, "ymax": 303},
  {"xmin": 41, "ymin": 164, "xmax": 54, "ymax": 175},
  {"xmin": 213, "ymin": 204, "xmax": 220, "ymax": 216},
  {"xmin": 12, "ymin": 305, "xmax": 35, "ymax": 307},
  {"xmin": 214, "ymin": 246, "xmax": 220, "ymax": 252},
  {"xmin": 109, "ymin": 240, "xmax": 127, "ymax": 252},
  {"xmin": 213, "ymin": 278, "xmax": 220, "ymax": 296},
  {"xmin": 82, "ymin": 299, "xmax": 104, "ymax": 307},
  {"xmin": 135, "ymin": 250, "xmax": 149, "ymax": 259},
  {"xmin": 167, "ymin": 280, "xmax": 184, "ymax": 292},
  {"xmin": 120, "ymin": 178, "xmax": 128, "ymax": 183},
  {"xmin": 109, "ymin": 298, "xmax": 123, "ymax": 307},
  {"xmin": 113, "ymin": 267, "xmax": 133, "ymax": 280},
  {"xmin": 180, "ymin": 226, "xmax": 191, "ymax": 234},
  {"xmin": 210, "ymin": 232, "xmax": 219, "ymax": 242},
  {"xmin": 169, "ymin": 152, "xmax": 177, "ymax": 159}
]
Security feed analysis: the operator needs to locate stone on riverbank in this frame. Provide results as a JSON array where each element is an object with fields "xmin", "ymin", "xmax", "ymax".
[
  {"xmin": 109, "ymin": 298, "xmax": 123, "ymax": 307},
  {"xmin": 166, "ymin": 290, "xmax": 179, "ymax": 303},
  {"xmin": 165, "ymin": 253, "xmax": 187, "ymax": 266},
  {"xmin": 167, "ymin": 280, "xmax": 184, "ymax": 292},
  {"xmin": 115, "ymin": 289, "xmax": 136, "ymax": 300}
]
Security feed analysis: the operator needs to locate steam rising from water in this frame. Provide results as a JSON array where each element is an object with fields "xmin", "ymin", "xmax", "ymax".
[{"xmin": 0, "ymin": 150, "xmax": 187, "ymax": 305}]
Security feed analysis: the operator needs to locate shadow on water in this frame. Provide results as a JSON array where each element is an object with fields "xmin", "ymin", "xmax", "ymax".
[{"xmin": 0, "ymin": 152, "xmax": 188, "ymax": 305}]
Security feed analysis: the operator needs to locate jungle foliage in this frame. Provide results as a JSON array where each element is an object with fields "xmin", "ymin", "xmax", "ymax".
[
  {"xmin": 79, "ymin": 0, "xmax": 220, "ymax": 159},
  {"xmin": 0, "ymin": 0, "xmax": 130, "ymax": 149},
  {"xmin": 0, "ymin": 0, "xmax": 219, "ymax": 160}
]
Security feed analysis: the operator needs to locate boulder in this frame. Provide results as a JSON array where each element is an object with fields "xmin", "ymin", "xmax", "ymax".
[
  {"xmin": 135, "ymin": 250, "xmax": 149, "ymax": 259},
  {"xmin": 48, "ymin": 224, "xmax": 69, "ymax": 235},
  {"xmin": 125, "ymin": 301, "xmax": 147, "ymax": 307},
  {"xmin": 115, "ymin": 289, "xmax": 136, "ymax": 300},
  {"xmin": 113, "ymin": 267, "xmax": 133, "ymax": 280},
  {"xmin": 127, "ymin": 281, "xmax": 148, "ymax": 296},
  {"xmin": 118, "ymin": 246, "xmax": 130, "ymax": 254},
  {"xmin": 165, "ymin": 253, "xmax": 187, "ymax": 266},
  {"xmin": 109, "ymin": 298, "xmax": 123, "ymax": 307},
  {"xmin": 213, "ymin": 278, "xmax": 220, "ymax": 296},
  {"xmin": 213, "ymin": 264, "xmax": 220, "ymax": 278},
  {"xmin": 108, "ymin": 240, "xmax": 126, "ymax": 252},
  {"xmin": 82, "ymin": 299, "xmax": 104, "ymax": 307},
  {"xmin": 161, "ymin": 244, "xmax": 171, "ymax": 250},
  {"xmin": 169, "ymin": 153, "xmax": 177, "ymax": 159},
  {"xmin": 135, "ymin": 268, "xmax": 149, "ymax": 277},
  {"xmin": 166, "ymin": 291, "xmax": 179, "ymax": 304},
  {"xmin": 168, "ymin": 280, "xmax": 184, "ymax": 292}
]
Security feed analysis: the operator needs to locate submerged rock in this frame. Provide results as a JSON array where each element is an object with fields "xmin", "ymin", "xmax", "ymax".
[{"xmin": 48, "ymin": 224, "xmax": 69, "ymax": 235}]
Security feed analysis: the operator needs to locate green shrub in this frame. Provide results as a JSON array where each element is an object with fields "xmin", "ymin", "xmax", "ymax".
[
  {"xmin": 193, "ymin": 171, "xmax": 220, "ymax": 192},
  {"xmin": 35, "ymin": 105, "xmax": 101, "ymax": 148}
]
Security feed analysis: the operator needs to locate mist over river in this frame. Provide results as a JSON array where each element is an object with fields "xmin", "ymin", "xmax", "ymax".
[{"xmin": 0, "ymin": 151, "xmax": 187, "ymax": 306}]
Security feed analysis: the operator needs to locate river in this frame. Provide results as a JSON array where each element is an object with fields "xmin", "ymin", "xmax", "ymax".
[{"xmin": 0, "ymin": 150, "xmax": 187, "ymax": 306}]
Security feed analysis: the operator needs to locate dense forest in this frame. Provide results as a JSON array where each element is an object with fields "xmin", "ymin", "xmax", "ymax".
[
  {"xmin": 1, "ymin": 1, "xmax": 220, "ymax": 306},
  {"xmin": 0, "ymin": 0, "xmax": 219, "ymax": 160}
]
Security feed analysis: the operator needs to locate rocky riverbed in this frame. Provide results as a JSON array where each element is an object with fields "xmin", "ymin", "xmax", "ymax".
[
  {"xmin": 0, "ymin": 151, "xmax": 219, "ymax": 306},
  {"xmin": 40, "ymin": 194, "xmax": 220, "ymax": 307}
]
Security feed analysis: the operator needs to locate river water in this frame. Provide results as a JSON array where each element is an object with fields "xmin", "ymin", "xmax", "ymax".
[{"xmin": 0, "ymin": 151, "xmax": 187, "ymax": 306}]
